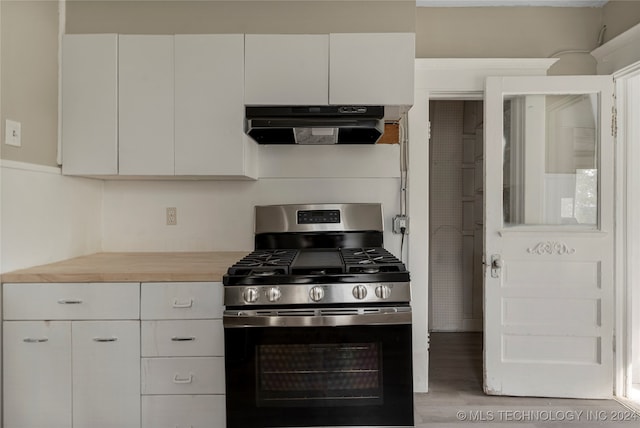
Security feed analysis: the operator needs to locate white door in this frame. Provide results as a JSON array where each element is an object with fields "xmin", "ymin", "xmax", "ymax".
[{"xmin": 484, "ymin": 76, "xmax": 614, "ymax": 398}]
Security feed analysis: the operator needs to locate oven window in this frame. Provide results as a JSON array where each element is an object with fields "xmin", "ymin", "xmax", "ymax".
[{"xmin": 256, "ymin": 343, "xmax": 382, "ymax": 407}]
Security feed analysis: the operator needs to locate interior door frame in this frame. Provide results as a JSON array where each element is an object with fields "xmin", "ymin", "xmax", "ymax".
[
  {"xmin": 409, "ymin": 58, "xmax": 558, "ymax": 393},
  {"xmin": 613, "ymin": 61, "xmax": 640, "ymax": 406}
]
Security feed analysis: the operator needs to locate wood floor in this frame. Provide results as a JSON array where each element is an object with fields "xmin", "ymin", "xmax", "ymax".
[{"xmin": 414, "ymin": 332, "xmax": 639, "ymax": 427}]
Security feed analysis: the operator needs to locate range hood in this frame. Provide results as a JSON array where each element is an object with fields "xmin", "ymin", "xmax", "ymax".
[{"xmin": 245, "ymin": 106, "xmax": 384, "ymax": 145}]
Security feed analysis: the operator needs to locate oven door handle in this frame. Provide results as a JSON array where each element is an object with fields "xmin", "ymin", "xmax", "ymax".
[{"xmin": 223, "ymin": 307, "xmax": 411, "ymax": 328}]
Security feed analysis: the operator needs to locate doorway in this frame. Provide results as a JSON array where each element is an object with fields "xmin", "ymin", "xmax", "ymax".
[
  {"xmin": 411, "ymin": 59, "xmax": 623, "ymax": 398},
  {"xmin": 428, "ymin": 100, "xmax": 484, "ymax": 393}
]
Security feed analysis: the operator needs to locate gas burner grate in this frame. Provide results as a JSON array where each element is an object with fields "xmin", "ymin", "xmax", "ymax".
[
  {"xmin": 227, "ymin": 249, "xmax": 298, "ymax": 275},
  {"xmin": 341, "ymin": 248, "xmax": 407, "ymax": 274}
]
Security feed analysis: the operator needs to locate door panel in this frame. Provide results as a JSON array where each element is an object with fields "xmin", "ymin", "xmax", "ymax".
[{"xmin": 484, "ymin": 76, "xmax": 614, "ymax": 398}]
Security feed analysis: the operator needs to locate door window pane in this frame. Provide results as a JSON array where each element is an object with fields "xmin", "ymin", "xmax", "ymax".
[{"xmin": 503, "ymin": 94, "xmax": 598, "ymax": 226}]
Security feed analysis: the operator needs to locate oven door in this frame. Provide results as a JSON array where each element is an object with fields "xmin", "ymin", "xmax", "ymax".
[{"xmin": 224, "ymin": 307, "xmax": 413, "ymax": 428}]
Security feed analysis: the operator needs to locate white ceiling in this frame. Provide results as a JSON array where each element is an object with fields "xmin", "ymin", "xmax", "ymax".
[{"xmin": 417, "ymin": 0, "xmax": 609, "ymax": 6}]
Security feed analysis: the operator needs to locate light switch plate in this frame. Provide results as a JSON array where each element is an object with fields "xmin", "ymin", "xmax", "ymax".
[{"xmin": 5, "ymin": 119, "xmax": 21, "ymax": 147}]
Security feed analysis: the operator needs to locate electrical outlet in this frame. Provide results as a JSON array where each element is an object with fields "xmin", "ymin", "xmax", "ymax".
[
  {"xmin": 166, "ymin": 207, "xmax": 177, "ymax": 226},
  {"xmin": 393, "ymin": 215, "xmax": 409, "ymax": 234}
]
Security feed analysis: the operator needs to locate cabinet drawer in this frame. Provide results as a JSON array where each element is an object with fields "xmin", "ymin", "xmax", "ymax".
[
  {"xmin": 141, "ymin": 357, "xmax": 225, "ymax": 395},
  {"xmin": 142, "ymin": 395, "xmax": 225, "ymax": 428},
  {"xmin": 3, "ymin": 283, "xmax": 140, "ymax": 320},
  {"xmin": 142, "ymin": 320, "xmax": 223, "ymax": 357},
  {"xmin": 141, "ymin": 282, "xmax": 223, "ymax": 320}
]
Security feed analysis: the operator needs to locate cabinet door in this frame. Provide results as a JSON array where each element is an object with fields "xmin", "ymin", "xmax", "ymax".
[
  {"xmin": 3, "ymin": 321, "xmax": 72, "ymax": 428},
  {"xmin": 72, "ymin": 321, "xmax": 140, "ymax": 428},
  {"xmin": 329, "ymin": 33, "xmax": 415, "ymax": 105},
  {"xmin": 119, "ymin": 35, "xmax": 174, "ymax": 175},
  {"xmin": 245, "ymin": 34, "xmax": 329, "ymax": 105},
  {"xmin": 175, "ymin": 34, "xmax": 253, "ymax": 176},
  {"xmin": 61, "ymin": 34, "xmax": 118, "ymax": 176}
]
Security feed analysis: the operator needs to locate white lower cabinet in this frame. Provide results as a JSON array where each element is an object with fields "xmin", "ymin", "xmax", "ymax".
[
  {"xmin": 3, "ymin": 281, "xmax": 225, "ymax": 428},
  {"xmin": 2, "ymin": 282, "xmax": 141, "ymax": 428},
  {"xmin": 142, "ymin": 395, "xmax": 225, "ymax": 428},
  {"xmin": 3, "ymin": 321, "xmax": 72, "ymax": 428},
  {"xmin": 3, "ymin": 320, "xmax": 140, "ymax": 428},
  {"xmin": 72, "ymin": 321, "xmax": 141, "ymax": 428},
  {"xmin": 141, "ymin": 282, "xmax": 226, "ymax": 428}
]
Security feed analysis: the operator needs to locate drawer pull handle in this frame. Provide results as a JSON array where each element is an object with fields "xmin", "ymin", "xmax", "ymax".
[
  {"xmin": 173, "ymin": 374, "xmax": 194, "ymax": 384},
  {"xmin": 23, "ymin": 337, "xmax": 48, "ymax": 343},
  {"xmin": 58, "ymin": 299, "xmax": 83, "ymax": 305},
  {"xmin": 175, "ymin": 426, "xmax": 194, "ymax": 428},
  {"xmin": 93, "ymin": 337, "xmax": 118, "ymax": 343},
  {"xmin": 171, "ymin": 336, "xmax": 196, "ymax": 342},
  {"xmin": 172, "ymin": 298, "xmax": 193, "ymax": 308}
]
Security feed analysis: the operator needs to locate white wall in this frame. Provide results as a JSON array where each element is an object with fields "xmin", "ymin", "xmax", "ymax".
[
  {"xmin": 0, "ymin": 161, "xmax": 103, "ymax": 273},
  {"xmin": 65, "ymin": 0, "xmax": 415, "ymax": 34},
  {"xmin": 102, "ymin": 177, "xmax": 403, "ymax": 256},
  {"xmin": 1, "ymin": 0, "xmax": 60, "ymax": 167},
  {"xmin": 102, "ymin": 143, "xmax": 404, "ymax": 254},
  {"xmin": 602, "ymin": 0, "xmax": 640, "ymax": 43},
  {"xmin": 416, "ymin": 6, "xmax": 603, "ymax": 75}
]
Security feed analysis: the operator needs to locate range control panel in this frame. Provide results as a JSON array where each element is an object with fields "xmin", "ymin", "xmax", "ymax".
[{"xmin": 297, "ymin": 210, "xmax": 341, "ymax": 224}]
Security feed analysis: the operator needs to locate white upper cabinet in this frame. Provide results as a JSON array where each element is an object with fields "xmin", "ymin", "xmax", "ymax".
[
  {"xmin": 329, "ymin": 33, "xmax": 415, "ymax": 106},
  {"xmin": 244, "ymin": 34, "xmax": 329, "ymax": 105},
  {"xmin": 244, "ymin": 33, "xmax": 415, "ymax": 107},
  {"xmin": 61, "ymin": 34, "xmax": 118, "ymax": 176},
  {"xmin": 174, "ymin": 35, "xmax": 256, "ymax": 177},
  {"xmin": 61, "ymin": 34, "xmax": 255, "ymax": 178},
  {"xmin": 119, "ymin": 35, "xmax": 175, "ymax": 175}
]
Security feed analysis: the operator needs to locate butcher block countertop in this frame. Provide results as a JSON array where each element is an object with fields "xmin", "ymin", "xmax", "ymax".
[{"xmin": 0, "ymin": 252, "xmax": 249, "ymax": 283}]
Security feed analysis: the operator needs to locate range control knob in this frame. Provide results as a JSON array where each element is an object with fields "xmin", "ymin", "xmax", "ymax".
[
  {"xmin": 243, "ymin": 287, "xmax": 259, "ymax": 304},
  {"xmin": 266, "ymin": 287, "xmax": 281, "ymax": 303},
  {"xmin": 375, "ymin": 285, "xmax": 392, "ymax": 300},
  {"xmin": 309, "ymin": 286, "xmax": 325, "ymax": 302},
  {"xmin": 352, "ymin": 284, "xmax": 368, "ymax": 300}
]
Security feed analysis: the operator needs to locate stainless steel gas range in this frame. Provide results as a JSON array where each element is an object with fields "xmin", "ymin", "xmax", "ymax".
[{"xmin": 223, "ymin": 203, "xmax": 414, "ymax": 428}]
